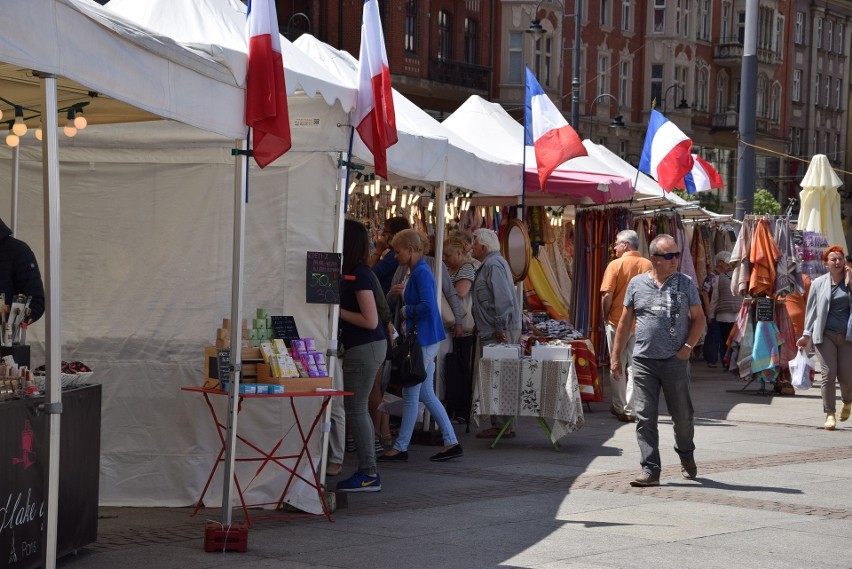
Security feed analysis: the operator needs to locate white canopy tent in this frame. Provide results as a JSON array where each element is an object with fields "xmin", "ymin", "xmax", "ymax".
[{"xmin": 2, "ymin": 2, "xmax": 359, "ymax": 561}]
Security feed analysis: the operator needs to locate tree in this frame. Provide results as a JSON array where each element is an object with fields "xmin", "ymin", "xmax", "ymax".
[{"xmin": 752, "ymin": 188, "xmax": 780, "ymax": 215}]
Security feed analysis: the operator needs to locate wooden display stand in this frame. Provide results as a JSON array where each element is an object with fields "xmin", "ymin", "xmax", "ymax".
[{"xmin": 203, "ymin": 346, "xmax": 332, "ymax": 391}]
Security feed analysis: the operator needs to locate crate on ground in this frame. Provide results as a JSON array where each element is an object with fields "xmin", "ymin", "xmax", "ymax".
[{"xmin": 204, "ymin": 522, "xmax": 248, "ymax": 553}]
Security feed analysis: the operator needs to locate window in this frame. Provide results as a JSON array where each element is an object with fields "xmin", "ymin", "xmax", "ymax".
[
  {"xmin": 716, "ymin": 71, "xmax": 728, "ymax": 113},
  {"xmin": 815, "ymin": 73, "xmax": 821, "ymax": 105},
  {"xmin": 698, "ymin": 0, "xmax": 710, "ymax": 40},
  {"xmin": 817, "ymin": 18, "xmax": 823, "ymax": 49},
  {"xmin": 793, "ymin": 128, "xmax": 801, "ymax": 155},
  {"xmin": 838, "ymin": 23, "xmax": 845, "ymax": 54},
  {"xmin": 681, "ymin": 0, "xmax": 689, "ymax": 38},
  {"xmin": 651, "ymin": 64, "xmax": 664, "ymax": 106},
  {"xmin": 620, "ymin": 140, "xmax": 628, "ymax": 159},
  {"xmin": 696, "ymin": 67, "xmax": 708, "ymax": 111},
  {"xmin": 794, "ymin": 12, "xmax": 805, "ymax": 44},
  {"xmin": 675, "ymin": 0, "xmax": 682, "ymax": 35},
  {"xmin": 758, "ymin": 7, "xmax": 773, "ymax": 51},
  {"xmin": 834, "ymin": 134, "xmax": 840, "ymax": 158},
  {"xmin": 836, "ymin": 78, "xmax": 842, "ymax": 109},
  {"xmin": 823, "ymin": 132, "xmax": 829, "ymax": 154},
  {"xmin": 674, "ymin": 65, "xmax": 689, "ymax": 108},
  {"xmin": 534, "ymin": 37, "xmax": 543, "ymax": 80},
  {"xmin": 622, "ymin": 0, "xmax": 632, "ymax": 32},
  {"xmin": 721, "ymin": 2, "xmax": 731, "ymax": 40},
  {"xmin": 463, "ymin": 18, "xmax": 478, "ymax": 65},
  {"xmin": 508, "ymin": 32, "xmax": 524, "ymax": 84},
  {"xmin": 404, "ymin": 0, "xmax": 418, "ymax": 53},
  {"xmin": 756, "ymin": 74, "xmax": 767, "ymax": 118},
  {"xmin": 827, "ymin": 21, "xmax": 834, "ymax": 52},
  {"xmin": 774, "ymin": 15, "xmax": 784, "ymax": 58},
  {"xmin": 737, "ymin": 11, "xmax": 745, "ymax": 44},
  {"xmin": 792, "ymin": 69, "xmax": 801, "ymax": 102},
  {"xmin": 601, "ymin": 0, "xmax": 611, "ymax": 27},
  {"xmin": 770, "ymin": 82, "xmax": 781, "ymax": 123},
  {"xmin": 437, "ymin": 10, "xmax": 452, "ymax": 61},
  {"xmin": 654, "ymin": 0, "xmax": 665, "ymax": 33},
  {"xmin": 619, "ymin": 60, "xmax": 631, "ymax": 107},
  {"xmin": 544, "ymin": 37, "xmax": 552, "ymax": 87},
  {"xmin": 813, "ymin": 131, "xmax": 818, "ymax": 154},
  {"xmin": 825, "ymin": 76, "xmax": 831, "ymax": 106},
  {"xmin": 598, "ymin": 54, "xmax": 610, "ymax": 96}
]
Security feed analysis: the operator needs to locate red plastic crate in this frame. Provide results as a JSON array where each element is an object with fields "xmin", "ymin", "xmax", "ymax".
[{"xmin": 204, "ymin": 522, "xmax": 248, "ymax": 553}]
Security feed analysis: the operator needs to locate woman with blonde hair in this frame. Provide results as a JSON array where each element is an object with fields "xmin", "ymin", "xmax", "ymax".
[{"xmin": 378, "ymin": 229, "xmax": 463, "ymax": 462}]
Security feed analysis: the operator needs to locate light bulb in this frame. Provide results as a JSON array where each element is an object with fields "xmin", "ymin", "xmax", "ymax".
[
  {"xmin": 428, "ymin": 201, "xmax": 433, "ymax": 212},
  {"xmin": 74, "ymin": 114, "xmax": 87, "ymax": 129},
  {"xmin": 12, "ymin": 117, "xmax": 26, "ymax": 137},
  {"xmin": 6, "ymin": 133, "xmax": 19, "ymax": 147},
  {"xmin": 348, "ymin": 182, "xmax": 356, "ymax": 195},
  {"xmin": 0, "ymin": 109, "xmax": 3, "ymax": 121},
  {"xmin": 35, "ymin": 128, "xmax": 42, "ymax": 141},
  {"xmin": 64, "ymin": 124, "xmax": 77, "ymax": 137},
  {"xmin": 390, "ymin": 187, "xmax": 396, "ymax": 202}
]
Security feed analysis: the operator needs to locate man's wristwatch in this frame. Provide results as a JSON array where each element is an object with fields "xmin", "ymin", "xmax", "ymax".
[{"xmin": 683, "ymin": 342, "xmax": 693, "ymax": 350}]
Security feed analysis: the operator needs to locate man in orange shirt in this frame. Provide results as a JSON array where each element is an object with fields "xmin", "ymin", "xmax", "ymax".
[{"xmin": 601, "ymin": 230, "xmax": 652, "ymax": 422}]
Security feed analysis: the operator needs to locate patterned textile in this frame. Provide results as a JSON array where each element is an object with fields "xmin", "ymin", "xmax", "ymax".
[
  {"xmin": 748, "ymin": 219, "xmax": 781, "ymax": 296},
  {"xmin": 472, "ymin": 358, "xmax": 585, "ymax": 442},
  {"xmin": 751, "ymin": 321, "xmax": 781, "ymax": 383}
]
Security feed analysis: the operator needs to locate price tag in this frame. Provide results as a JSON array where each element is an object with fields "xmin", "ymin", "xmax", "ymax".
[
  {"xmin": 755, "ymin": 297, "xmax": 774, "ymax": 322},
  {"xmin": 270, "ymin": 315, "xmax": 300, "ymax": 347}
]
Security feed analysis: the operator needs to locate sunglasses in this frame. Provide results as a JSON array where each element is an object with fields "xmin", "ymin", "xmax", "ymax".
[{"xmin": 653, "ymin": 252, "xmax": 681, "ymax": 260}]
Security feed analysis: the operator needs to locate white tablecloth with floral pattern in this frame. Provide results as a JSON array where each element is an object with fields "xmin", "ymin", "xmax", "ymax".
[{"xmin": 472, "ymin": 358, "xmax": 584, "ymax": 442}]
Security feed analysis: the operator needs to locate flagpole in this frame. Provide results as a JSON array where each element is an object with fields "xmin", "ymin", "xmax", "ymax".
[{"xmin": 521, "ymin": 70, "xmax": 528, "ymax": 222}]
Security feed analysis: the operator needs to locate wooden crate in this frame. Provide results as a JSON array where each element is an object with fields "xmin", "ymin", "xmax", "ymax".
[{"xmin": 264, "ymin": 376, "xmax": 333, "ymax": 392}]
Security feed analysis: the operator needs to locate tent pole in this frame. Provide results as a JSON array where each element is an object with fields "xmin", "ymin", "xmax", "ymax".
[
  {"xmin": 38, "ymin": 72, "xmax": 62, "ymax": 569},
  {"xmin": 221, "ymin": 138, "xmax": 248, "ymax": 527},
  {"xmin": 10, "ymin": 144, "xmax": 19, "ymax": 235},
  {"xmin": 319, "ymin": 153, "xmax": 348, "ymax": 485}
]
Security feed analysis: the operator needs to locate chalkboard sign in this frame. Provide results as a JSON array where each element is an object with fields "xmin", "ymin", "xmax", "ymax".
[
  {"xmin": 270, "ymin": 315, "xmax": 300, "ymax": 347},
  {"xmin": 756, "ymin": 297, "xmax": 775, "ymax": 322},
  {"xmin": 792, "ymin": 230, "xmax": 804, "ymax": 247},
  {"xmin": 217, "ymin": 349, "xmax": 231, "ymax": 386},
  {"xmin": 306, "ymin": 251, "xmax": 341, "ymax": 304}
]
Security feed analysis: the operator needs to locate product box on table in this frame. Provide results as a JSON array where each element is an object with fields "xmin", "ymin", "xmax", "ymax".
[
  {"xmin": 531, "ymin": 344, "xmax": 573, "ymax": 361},
  {"xmin": 265, "ymin": 376, "xmax": 333, "ymax": 392},
  {"xmin": 483, "ymin": 344, "xmax": 522, "ymax": 360}
]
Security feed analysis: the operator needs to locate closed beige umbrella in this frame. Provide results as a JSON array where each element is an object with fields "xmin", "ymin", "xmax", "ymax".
[{"xmin": 797, "ymin": 154, "xmax": 847, "ymax": 253}]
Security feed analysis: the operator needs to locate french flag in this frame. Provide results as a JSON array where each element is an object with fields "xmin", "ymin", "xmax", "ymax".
[
  {"xmin": 524, "ymin": 67, "xmax": 586, "ymax": 189},
  {"xmin": 245, "ymin": 0, "xmax": 291, "ymax": 168},
  {"xmin": 355, "ymin": 0, "xmax": 398, "ymax": 180},
  {"xmin": 683, "ymin": 154, "xmax": 724, "ymax": 194},
  {"xmin": 639, "ymin": 109, "xmax": 693, "ymax": 192}
]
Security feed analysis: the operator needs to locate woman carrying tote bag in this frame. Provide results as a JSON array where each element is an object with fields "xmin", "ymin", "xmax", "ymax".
[{"xmin": 378, "ymin": 230, "xmax": 463, "ymax": 463}]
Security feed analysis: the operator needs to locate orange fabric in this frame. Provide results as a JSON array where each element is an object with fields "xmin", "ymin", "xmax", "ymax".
[
  {"xmin": 783, "ymin": 274, "xmax": 811, "ymax": 338},
  {"xmin": 748, "ymin": 219, "xmax": 781, "ymax": 296},
  {"xmin": 599, "ymin": 251, "xmax": 652, "ymax": 326}
]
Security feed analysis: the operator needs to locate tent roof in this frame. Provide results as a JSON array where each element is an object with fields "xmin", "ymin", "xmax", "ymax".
[
  {"xmin": 443, "ymin": 95, "xmax": 637, "ymax": 205},
  {"xmin": 107, "ymin": 0, "xmax": 356, "ymax": 112},
  {"xmin": 1, "ymin": 0, "xmax": 249, "ymax": 139},
  {"xmin": 294, "ymin": 34, "xmax": 521, "ymax": 194}
]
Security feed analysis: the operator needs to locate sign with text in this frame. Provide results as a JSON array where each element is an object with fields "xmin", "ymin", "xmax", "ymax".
[
  {"xmin": 756, "ymin": 297, "xmax": 775, "ymax": 322},
  {"xmin": 216, "ymin": 349, "xmax": 231, "ymax": 386},
  {"xmin": 270, "ymin": 316, "xmax": 300, "ymax": 347},
  {"xmin": 306, "ymin": 252, "xmax": 341, "ymax": 304}
]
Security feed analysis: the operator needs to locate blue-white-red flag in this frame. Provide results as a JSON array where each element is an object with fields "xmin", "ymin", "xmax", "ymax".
[
  {"xmin": 355, "ymin": 0, "xmax": 398, "ymax": 179},
  {"xmin": 683, "ymin": 154, "xmax": 724, "ymax": 194},
  {"xmin": 246, "ymin": 0, "xmax": 291, "ymax": 168},
  {"xmin": 524, "ymin": 67, "xmax": 586, "ymax": 189},
  {"xmin": 639, "ymin": 109, "xmax": 693, "ymax": 192}
]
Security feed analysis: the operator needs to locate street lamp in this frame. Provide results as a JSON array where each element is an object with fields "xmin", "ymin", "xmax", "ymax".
[
  {"xmin": 587, "ymin": 93, "xmax": 625, "ymax": 143},
  {"xmin": 525, "ymin": 0, "xmax": 581, "ymax": 129},
  {"xmin": 661, "ymin": 84, "xmax": 690, "ymax": 114},
  {"xmin": 286, "ymin": 12, "xmax": 311, "ymax": 41}
]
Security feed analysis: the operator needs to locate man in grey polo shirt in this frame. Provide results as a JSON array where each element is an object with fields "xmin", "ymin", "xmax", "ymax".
[{"xmin": 611, "ymin": 234, "xmax": 705, "ymax": 487}]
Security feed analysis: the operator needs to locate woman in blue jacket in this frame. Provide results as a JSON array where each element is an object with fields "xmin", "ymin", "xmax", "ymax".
[{"xmin": 378, "ymin": 229, "xmax": 463, "ymax": 462}]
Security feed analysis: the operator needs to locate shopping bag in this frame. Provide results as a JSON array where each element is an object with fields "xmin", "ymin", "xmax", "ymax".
[{"xmin": 788, "ymin": 348, "xmax": 814, "ymax": 391}]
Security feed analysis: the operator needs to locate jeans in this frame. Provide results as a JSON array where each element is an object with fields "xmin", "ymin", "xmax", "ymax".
[
  {"xmin": 341, "ymin": 339, "xmax": 386, "ymax": 475},
  {"xmin": 394, "ymin": 342, "xmax": 459, "ymax": 452},
  {"xmin": 633, "ymin": 356, "xmax": 695, "ymax": 476},
  {"xmin": 703, "ymin": 321, "xmax": 721, "ymax": 364}
]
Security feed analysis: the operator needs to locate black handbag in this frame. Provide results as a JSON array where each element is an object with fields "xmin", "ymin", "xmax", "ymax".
[{"xmin": 389, "ymin": 309, "xmax": 427, "ymax": 388}]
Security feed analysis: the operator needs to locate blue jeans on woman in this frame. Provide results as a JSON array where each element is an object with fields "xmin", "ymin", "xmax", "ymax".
[{"xmin": 393, "ymin": 342, "xmax": 459, "ymax": 452}]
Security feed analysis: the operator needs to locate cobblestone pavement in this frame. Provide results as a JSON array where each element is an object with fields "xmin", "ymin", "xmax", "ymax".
[{"xmin": 86, "ymin": 415, "xmax": 852, "ymax": 553}]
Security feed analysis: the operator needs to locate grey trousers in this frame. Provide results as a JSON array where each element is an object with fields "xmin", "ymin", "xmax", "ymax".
[
  {"xmin": 632, "ymin": 356, "xmax": 695, "ymax": 476},
  {"xmin": 814, "ymin": 330, "xmax": 852, "ymax": 413}
]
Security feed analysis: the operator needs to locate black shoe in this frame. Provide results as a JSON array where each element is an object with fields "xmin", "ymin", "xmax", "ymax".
[
  {"xmin": 429, "ymin": 444, "xmax": 463, "ymax": 462},
  {"xmin": 681, "ymin": 457, "xmax": 697, "ymax": 479},
  {"xmin": 629, "ymin": 471, "xmax": 660, "ymax": 487},
  {"xmin": 376, "ymin": 450, "xmax": 408, "ymax": 462}
]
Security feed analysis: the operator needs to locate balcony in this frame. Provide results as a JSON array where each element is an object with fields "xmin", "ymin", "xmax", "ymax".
[
  {"xmin": 428, "ymin": 59, "xmax": 490, "ymax": 92},
  {"xmin": 714, "ymin": 38, "xmax": 779, "ymax": 66},
  {"xmin": 712, "ymin": 110, "xmax": 738, "ymax": 130}
]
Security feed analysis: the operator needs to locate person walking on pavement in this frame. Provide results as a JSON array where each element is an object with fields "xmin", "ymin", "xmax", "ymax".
[
  {"xmin": 469, "ymin": 228, "xmax": 522, "ymax": 439},
  {"xmin": 601, "ymin": 230, "xmax": 652, "ymax": 423},
  {"xmin": 706, "ymin": 251, "xmax": 740, "ymax": 368},
  {"xmin": 611, "ymin": 234, "xmax": 705, "ymax": 487},
  {"xmin": 796, "ymin": 246, "xmax": 852, "ymax": 431}
]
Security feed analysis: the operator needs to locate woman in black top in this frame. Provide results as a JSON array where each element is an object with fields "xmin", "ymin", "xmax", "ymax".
[{"xmin": 335, "ymin": 219, "xmax": 387, "ymax": 492}]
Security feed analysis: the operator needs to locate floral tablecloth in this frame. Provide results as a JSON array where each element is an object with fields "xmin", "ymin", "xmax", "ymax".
[{"xmin": 472, "ymin": 358, "xmax": 585, "ymax": 443}]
